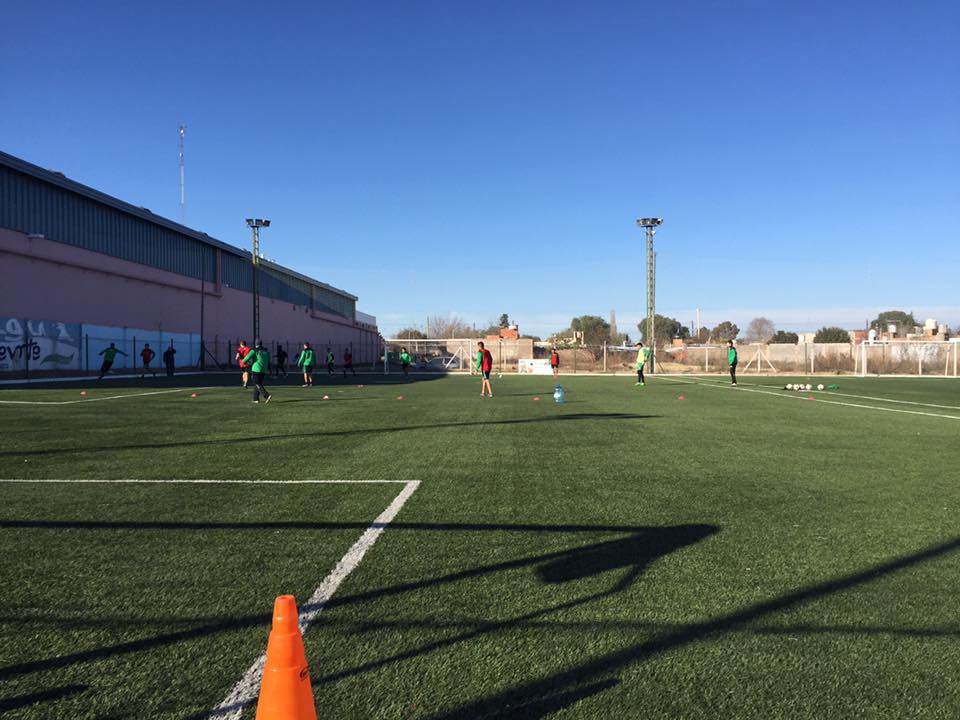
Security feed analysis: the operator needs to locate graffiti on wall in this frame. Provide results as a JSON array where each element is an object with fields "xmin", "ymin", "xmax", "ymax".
[{"xmin": 0, "ymin": 318, "xmax": 81, "ymax": 372}]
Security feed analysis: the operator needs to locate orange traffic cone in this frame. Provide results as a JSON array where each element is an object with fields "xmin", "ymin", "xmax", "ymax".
[{"xmin": 255, "ymin": 595, "xmax": 317, "ymax": 720}]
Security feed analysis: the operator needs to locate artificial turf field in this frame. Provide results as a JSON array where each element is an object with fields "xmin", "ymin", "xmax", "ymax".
[{"xmin": 1, "ymin": 372, "xmax": 959, "ymax": 719}]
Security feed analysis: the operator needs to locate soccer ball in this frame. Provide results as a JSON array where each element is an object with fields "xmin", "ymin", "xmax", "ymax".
[
  {"xmin": 805, "ymin": 384, "xmax": 812, "ymax": 391},
  {"xmin": 817, "ymin": 384, "xmax": 825, "ymax": 391},
  {"xmin": 784, "ymin": 384, "xmax": 791, "ymax": 390}
]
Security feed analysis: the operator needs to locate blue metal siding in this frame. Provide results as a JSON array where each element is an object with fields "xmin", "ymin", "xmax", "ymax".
[
  {"xmin": 0, "ymin": 164, "xmax": 216, "ymax": 281},
  {"xmin": 1, "ymin": 161, "xmax": 355, "ymax": 320}
]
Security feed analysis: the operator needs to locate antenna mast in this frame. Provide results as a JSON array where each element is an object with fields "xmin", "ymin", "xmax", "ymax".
[{"xmin": 178, "ymin": 124, "xmax": 187, "ymax": 224}]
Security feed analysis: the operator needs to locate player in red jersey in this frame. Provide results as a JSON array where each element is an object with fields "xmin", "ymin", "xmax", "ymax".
[{"xmin": 476, "ymin": 341, "xmax": 494, "ymax": 398}]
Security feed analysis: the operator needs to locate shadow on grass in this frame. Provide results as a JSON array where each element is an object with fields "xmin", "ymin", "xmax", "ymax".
[
  {"xmin": 2, "ymin": 517, "xmax": 958, "ymax": 719},
  {"xmin": 0, "ymin": 684, "xmax": 86, "ymax": 712},
  {"xmin": 426, "ymin": 535, "xmax": 960, "ymax": 719},
  {"xmin": 1, "ymin": 413, "xmax": 658, "ymax": 458},
  {"xmin": 0, "ymin": 523, "xmax": 713, "ymax": 685}
]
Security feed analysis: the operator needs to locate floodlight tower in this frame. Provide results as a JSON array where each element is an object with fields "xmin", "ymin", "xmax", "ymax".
[
  {"xmin": 636, "ymin": 217, "xmax": 663, "ymax": 372},
  {"xmin": 245, "ymin": 218, "xmax": 271, "ymax": 341}
]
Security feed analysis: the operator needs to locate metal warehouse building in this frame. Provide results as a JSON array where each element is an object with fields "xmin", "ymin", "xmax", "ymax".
[{"xmin": 0, "ymin": 150, "xmax": 380, "ymax": 375}]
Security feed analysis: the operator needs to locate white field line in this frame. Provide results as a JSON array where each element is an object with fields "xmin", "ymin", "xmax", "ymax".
[
  {"xmin": 206, "ymin": 480, "xmax": 420, "ymax": 720},
  {"xmin": 0, "ymin": 371, "xmax": 212, "ymax": 386},
  {"xmin": 665, "ymin": 377, "xmax": 960, "ymax": 421},
  {"xmin": 0, "ymin": 478, "xmax": 411, "ymax": 485},
  {"xmin": 0, "ymin": 387, "xmax": 231, "ymax": 405},
  {"xmin": 673, "ymin": 375, "xmax": 960, "ymax": 411}
]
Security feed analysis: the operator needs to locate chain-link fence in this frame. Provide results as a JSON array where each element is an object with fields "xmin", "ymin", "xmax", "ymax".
[{"xmin": 381, "ymin": 338, "xmax": 960, "ymax": 377}]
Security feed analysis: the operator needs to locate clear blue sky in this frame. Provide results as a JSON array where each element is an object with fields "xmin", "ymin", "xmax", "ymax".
[{"xmin": 3, "ymin": 1, "xmax": 958, "ymax": 338}]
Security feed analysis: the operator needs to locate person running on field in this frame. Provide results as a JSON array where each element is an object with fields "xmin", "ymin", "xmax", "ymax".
[
  {"xmin": 727, "ymin": 339, "xmax": 738, "ymax": 386},
  {"xmin": 476, "ymin": 341, "xmax": 494, "ymax": 397},
  {"xmin": 635, "ymin": 341, "xmax": 651, "ymax": 386},
  {"xmin": 162, "ymin": 345, "xmax": 176, "ymax": 376},
  {"xmin": 97, "ymin": 343, "xmax": 127, "ymax": 380},
  {"xmin": 243, "ymin": 340, "xmax": 272, "ymax": 403},
  {"xmin": 236, "ymin": 340, "xmax": 251, "ymax": 388},
  {"xmin": 343, "ymin": 349, "xmax": 356, "ymax": 377},
  {"xmin": 297, "ymin": 342, "xmax": 316, "ymax": 387},
  {"xmin": 140, "ymin": 343, "xmax": 156, "ymax": 378},
  {"xmin": 275, "ymin": 344, "xmax": 288, "ymax": 378},
  {"xmin": 399, "ymin": 347, "xmax": 412, "ymax": 377},
  {"xmin": 550, "ymin": 348, "xmax": 560, "ymax": 379},
  {"xmin": 326, "ymin": 348, "xmax": 335, "ymax": 375}
]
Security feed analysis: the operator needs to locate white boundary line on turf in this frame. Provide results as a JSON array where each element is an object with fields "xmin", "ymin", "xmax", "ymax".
[
  {"xmin": 0, "ymin": 388, "xmax": 214, "ymax": 405},
  {"xmin": 206, "ymin": 479, "xmax": 420, "ymax": 720},
  {"xmin": 0, "ymin": 478, "xmax": 411, "ymax": 485},
  {"xmin": 676, "ymin": 375, "xmax": 960, "ymax": 411},
  {"xmin": 665, "ymin": 377, "xmax": 960, "ymax": 421}
]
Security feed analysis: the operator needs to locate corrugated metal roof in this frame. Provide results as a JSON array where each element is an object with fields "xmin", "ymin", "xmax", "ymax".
[{"xmin": 0, "ymin": 149, "xmax": 358, "ymax": 302}]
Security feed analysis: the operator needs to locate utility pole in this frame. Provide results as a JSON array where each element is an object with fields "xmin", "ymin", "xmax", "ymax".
[
  {"xmin": 636, "ymin": 217, "xmax": 663, "ymax": 372},
  {"xmin": 245, "ymin": 218, "xmax": 270, "ymax": 341},
  {"xmin": 178, "ymin": 125, "xmax": 187, "ymax": 225}
]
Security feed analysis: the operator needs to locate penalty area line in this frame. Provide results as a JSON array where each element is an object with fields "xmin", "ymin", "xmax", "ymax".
[
  {"xmin": 0, "ymin": 478, "xmax": 412, "ymax": 485},
  {"xmin": 206, "ymin": 479, "xmax": 421, "ymax": 720}
]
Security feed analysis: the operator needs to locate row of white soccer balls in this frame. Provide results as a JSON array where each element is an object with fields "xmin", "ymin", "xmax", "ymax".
[{"xmin": 785, "ymin": 383, "xmax": 825, "ymax": 391}]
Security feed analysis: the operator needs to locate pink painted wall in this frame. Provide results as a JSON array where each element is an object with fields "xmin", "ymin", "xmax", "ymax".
[{"xmin": 0, "ymin": 228, "xmax": 381, "ymax": 362}]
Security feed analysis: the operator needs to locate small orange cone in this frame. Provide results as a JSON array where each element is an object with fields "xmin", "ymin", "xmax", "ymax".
[{"xmin": 255, "ymin": 595, "xmax": 317, "ymax": 720}]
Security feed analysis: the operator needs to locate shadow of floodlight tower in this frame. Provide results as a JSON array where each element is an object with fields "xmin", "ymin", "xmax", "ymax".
[
  {"xmin": 245, "ymin": 218, "xmax": 271, "ymax": 342},
  {"xmin": 636, "ymin": 217, "xmax": 663, "ymax": 373}
]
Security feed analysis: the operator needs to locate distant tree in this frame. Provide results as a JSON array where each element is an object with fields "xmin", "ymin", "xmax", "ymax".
[
  {"xmin": 637, "ymin": 315, "xmax": 690, "ymax": 346},
  {"xmin": 395, "ymin": 327, "xmax": 427, "ymax": 340},
  {"xmin": 744, "ymin": 317, "xmax": 776, "ymax": 343},
  {"xmin": 426, "ymin": 315, "xmax": 476, "ymax": 338},
  {"xmin": 871, "ymin": 310, "xmax": 917, "ymax": 334},
  {"xmin": 711, "ymin": 321, "xmax": 740, "ymax": 341},
  {"xmin": 498, "ymin": 313, "xmax": 510, "ymax": 328},
  {"xmin": 814, "ymin": 326, "xmax": 851, "ymax": 343},
  {"xmin": 570, "ymin": 315, "xmax": 612, "ymax": 345},
  {"xmin": 521, "ymin": 334, "xmax": 542, "ymax": 342},
  {"xmin": 769, "ymin": 330, "xmax": 799, "ymax": 344},
  {"xmin": 692, "ymin": 327, "xmax": 711, "ymax": 344}
]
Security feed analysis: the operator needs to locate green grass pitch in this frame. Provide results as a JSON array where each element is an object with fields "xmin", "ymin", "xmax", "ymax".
[{"xmin": 1, "ymin": 372, "xmax": 959, "ymax": 718}]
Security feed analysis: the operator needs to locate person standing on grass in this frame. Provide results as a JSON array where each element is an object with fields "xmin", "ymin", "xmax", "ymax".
[
  {"xmin": 275, "ymin": 344, "xmax": 288, "ymax": 378},
  {"xmin": 635, "ymin": 342, "xmax": 651, "ymax": 386},
  {"xmin": 476, "ymin": 341, "xmax": 494, "ymax": 397},
  {"xmin": 550, "ymin": 348, "xmax": 560, "ymax": 379},
  {"xmin": 162, "ymin": 345, "xmax": 176, "ymax": 376},
  {"xmin": 97, "ymin": 343, "xmax": 127, "ymax": 380},
  {"xmin": 140, "ymin": 343, "xmax": 156, "ymax": 378},
  {"xmin": 727, "ymin": 339, "xmax": 738, "ymax": 386},
  {"xmin": 326, "ymin": 348, "xmax": 336, "ymax": 375},
  {"xmin": 297, "ymin": 342, "xmax": 316, "ymax": 387},
  {"xmin": 343, "ymin": 349, "xmax": 356, "ymax": 377},
  {"xmin": 243, "ymin": 340, "xmax": 272, "ymax": 404},
  {"xmin": 236, "ymin": 340, "xmax": 251, "ymax": 388},
  {"xmin": 399, "ymin": 347, "xmax": 412, "ymax": 377}
]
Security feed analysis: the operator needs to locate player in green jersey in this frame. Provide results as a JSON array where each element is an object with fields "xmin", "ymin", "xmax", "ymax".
[
  {"xmin": 727, "ymin": 340, "xmax": 738, "ymax": 386},
  {"xmin": 242, "ymin": 340, "xmax": 272, "ymax": 403},
  {"xmin": 297, "ymin": 342, "xmax": 316, "ymax": 387},
  {"xmin": 97, "ymin": 343, "xmax": 127, "ymax": 380},
  {"xmin": 635, "ymin": 342, "xmax": 651, "ymax": 386}
]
